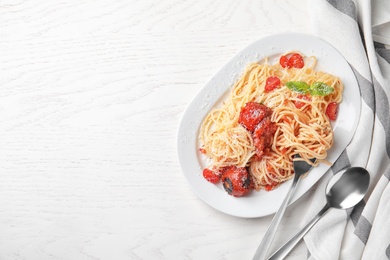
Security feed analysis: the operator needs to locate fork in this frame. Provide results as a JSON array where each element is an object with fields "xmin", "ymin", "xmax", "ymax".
[{"xmin": 253, "ymin": 154, "xmax": 316, "ymax": 260}]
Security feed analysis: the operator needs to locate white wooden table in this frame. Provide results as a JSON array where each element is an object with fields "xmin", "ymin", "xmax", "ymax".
[{"xmin": 0, "ymin": 0, "xmax": 315, "ymax": 259}]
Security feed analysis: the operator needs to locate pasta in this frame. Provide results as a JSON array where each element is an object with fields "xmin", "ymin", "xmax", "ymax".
[{"xmin": 199, "ymin": 52, "xmax": 343, "ymax": 193}]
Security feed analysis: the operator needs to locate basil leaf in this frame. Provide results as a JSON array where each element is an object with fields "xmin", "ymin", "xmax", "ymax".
[
  {"xmin": 310, "ymin": 82, "xmax": 334, "ymax": 96},
  {"xmin": 285, "ymin": 81, "xmax": 310, "ymax": 94}
]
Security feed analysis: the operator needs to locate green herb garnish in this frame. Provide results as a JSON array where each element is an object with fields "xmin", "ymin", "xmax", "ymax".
[
  {"xmin": 285, "ymin": 81, "xmax": 310, "ymax": 94},
  {"xmin": 286, "ymin": 81, "xmax": 334, "ymax": 96},
  {"xmin": 309, "ymin": 82, "xmax": 334, "ymax": 96}
]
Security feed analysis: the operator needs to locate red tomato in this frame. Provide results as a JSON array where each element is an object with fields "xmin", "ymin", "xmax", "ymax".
[
  {"xmin": 221, "ymin": 166, "xmax": 252, "ymax": 197},
  {"xmin": 253, "ymin": 117, "xmax": 277, "ymax": 159},
  {"xmin": 202, "ymin": 168, "xmax": 220, "ymax": 184},
  {"xmin": 265, "ymin": 76, "xmax": 281, "ymax": 92},
  {"xmin": 288, "ymin": 53, "xmax": 304, "ymax": 68},
  {"xmin": 280, "ymin": 53, "xmax": 304, "ymax": 69},
  {"xmin": 279, "ymin": 55, "xmax": 290, "ymax": 68},
  {"xmin": 294, "ymin": 94, "xmax": 311, "ymax": 109},
  {"xmin": 326, "ymin": 102, "xmax": 338, "ymax": 120},
  {"xmin": 238, "ymin": 102, "xmax": 272, "ymax": 132}
]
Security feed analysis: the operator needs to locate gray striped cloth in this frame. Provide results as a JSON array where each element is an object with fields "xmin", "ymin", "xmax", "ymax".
[{"xmin": 301, "ymin": 0, "xmax": 390, "ymax": 259}]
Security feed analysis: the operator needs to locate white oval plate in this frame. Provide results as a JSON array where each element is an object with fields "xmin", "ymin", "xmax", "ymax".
[{"xmin": 177, "ymin": 33, "xmax": 361, "ymax": 218}]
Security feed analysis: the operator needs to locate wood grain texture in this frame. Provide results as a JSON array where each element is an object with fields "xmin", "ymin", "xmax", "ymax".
[{"xmin": 0, "ymin": 0, "xmax": 311, "ymax": 259}]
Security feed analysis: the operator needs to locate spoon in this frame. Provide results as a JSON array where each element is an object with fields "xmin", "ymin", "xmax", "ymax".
[
  {"xmin": 268, "ymin": 166, "xmax": 370, "ymax": 260},
  {"xmin": 253, "ymin": 154, "xmax": 316, "ymax": 260}
]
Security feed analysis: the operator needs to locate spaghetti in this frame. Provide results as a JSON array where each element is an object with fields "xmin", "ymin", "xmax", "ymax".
[{"xmin": 199, "ymin": 52, "xmax": 343, "ymax": 194}]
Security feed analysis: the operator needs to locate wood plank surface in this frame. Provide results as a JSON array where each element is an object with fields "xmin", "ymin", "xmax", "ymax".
[{"xmin": 0, "ymin": 0, "xmax": 312, "ymax": 259}]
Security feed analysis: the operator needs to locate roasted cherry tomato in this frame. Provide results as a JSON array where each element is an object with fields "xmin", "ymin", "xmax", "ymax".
[
  {"xmin": 253, "ymin": 117, "xmax": 277, "ymax": 159},
  {"xmin": 288, "ymin": 53, "xmax": 304, "ymax": 68},
  {"xmin": 326, "ymin": 102, "xmax": 338, "ymax": 120},
  {"xmin": 293, "ymin": 94, "xmax": 311, "ymax": 109},
  {"xmin": 265, "ymin": 76, "xmax": 281, "ymax": 92},
  {"xmin": 202, "ymin": 168, "xmax": 221, "ymax": 184},
  {"xmin": 279, "ymin": 55, "xmax": 290, "ymax": 68},
  {"xmin": 221, "ymin": 166, "xmax": 252, "ymax": 197},
  {"xmin": 280, "ymin": 53, "xmax": 304, "ymax": 69},
  {"xmin": 238, "ymin": 102, "xmax": 272, "ymax": 132}
]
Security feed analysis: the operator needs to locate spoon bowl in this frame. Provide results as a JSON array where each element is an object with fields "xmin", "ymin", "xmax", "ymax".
[
  {"xmin": 268, "ymin": 167, "xmax": 370, "ymax": 260},
  {"xmin": 326, "ymin": 167, "xmax": 370, "ymax": 209}
]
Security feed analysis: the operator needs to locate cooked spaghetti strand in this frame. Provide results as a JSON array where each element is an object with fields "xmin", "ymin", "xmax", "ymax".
[{"xmin": 199, "ymin": 54, "xmax": 343, "ymax": 191}]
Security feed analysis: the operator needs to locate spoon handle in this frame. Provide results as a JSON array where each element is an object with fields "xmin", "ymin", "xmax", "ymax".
[
  {"xmin": 253, "ymin": 174, "xmax": 301, "ymax": 260},
  {"xmin": 267, "ymin": 203, "xmax": 331, "ymax": 260}
]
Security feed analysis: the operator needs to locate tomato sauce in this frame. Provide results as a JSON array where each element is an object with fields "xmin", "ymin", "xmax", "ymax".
[{"xmin": 253, "ymin": 117, "xmax": 277, "ymax": 160}]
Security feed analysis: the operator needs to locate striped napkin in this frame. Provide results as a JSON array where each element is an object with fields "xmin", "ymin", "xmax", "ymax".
[{"xmin": 301, "ymin": 0, "xmax": 390, "ymax": 259}]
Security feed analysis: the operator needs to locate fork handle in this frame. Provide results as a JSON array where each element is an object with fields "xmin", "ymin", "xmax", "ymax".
[{"xmin": 253, "ymin": 174, "xmax": 301, "ymax": 260}]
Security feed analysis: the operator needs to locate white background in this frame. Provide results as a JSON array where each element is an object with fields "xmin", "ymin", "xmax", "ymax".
[{"xmin": 0, "ymin": 0, "xmax": 314, "ymax": 259}]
